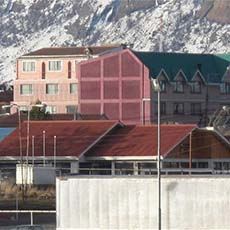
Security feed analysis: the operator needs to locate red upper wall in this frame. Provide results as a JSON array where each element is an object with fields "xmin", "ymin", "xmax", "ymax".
[{"xmin": 78, "ymin": 49, "xmax": 151, "ymax": 124}]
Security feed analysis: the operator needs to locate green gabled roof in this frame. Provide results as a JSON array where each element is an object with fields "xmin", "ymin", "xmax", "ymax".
[{"xmin": 133, "ymin": 51, "xmax": 230, "ymax": 83}]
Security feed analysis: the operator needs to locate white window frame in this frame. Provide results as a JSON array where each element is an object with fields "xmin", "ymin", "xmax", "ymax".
[
  {"xmin": 48, "ymin": 60, "xmax": 62, "ymax": 72},
  {"xmin": 22, "ymin": 61, "xmax": 36, "ymax": 72},
  {"xmin": 46, "ymin": 83, "xmax": 59, "ymax": 95},
  {"xmin": 70, "ymin": 83, "xmax": 78, "ymax": 94},
  {"xmin": 20, "ymin": 84, "xmax": 33, "ymax": 95},
  {"xmin": 191, "ymin": 81, "xmax": 201, "ymax": 94},
  {"xmin": 45, "ymin": 105, "xmax": 57, "ymax": 114},
  {"xmin": 174, "ymin": 81, "xmax": 184, "ymax": 93}
]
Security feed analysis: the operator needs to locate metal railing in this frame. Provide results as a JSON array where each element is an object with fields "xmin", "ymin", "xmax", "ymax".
[
  {"xmin": 1, "ymin": 166, "xmax": 230, "ymax": 180},
  {"xmin": 0, "ymin": 210, "xmax": 56, "ymax": 226},
  {"xmin": 78, "ymin": 167, "xmax": 222, "ymax": 175}
]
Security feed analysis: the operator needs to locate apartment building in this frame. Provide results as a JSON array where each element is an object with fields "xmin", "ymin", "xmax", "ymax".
[
  {"xmin": 12, "ymin": 45, "xmax": 124, "ymax": 114},
  {"xmin": 78, "ymin": 49, "xmax": 230, "ymax": 125}
]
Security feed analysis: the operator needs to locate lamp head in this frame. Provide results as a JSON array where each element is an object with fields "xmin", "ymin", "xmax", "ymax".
[
  {"xmin": 151, "ymin": 78, "xmax": 161, "ymax": 91},
  {"xmin": 2, "ymin": 104, "xmax": 12, "ymax": 109}
]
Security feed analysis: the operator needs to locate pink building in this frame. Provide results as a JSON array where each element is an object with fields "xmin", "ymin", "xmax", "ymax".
[
  {"xmin": 78, "ymin": 49, "xmax": 151, "ymax": 124},
  {"xmin": 13, "ymin": 46, "xmax": 124, "ymax": 114}
]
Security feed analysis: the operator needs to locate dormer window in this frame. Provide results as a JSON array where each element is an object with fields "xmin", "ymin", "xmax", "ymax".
[
  {"xmin": 220, "ymin": 83, "xmax": 230, "ymax": 94},
  {"xmin": 191, "ymin": 81, "xmax": 201, "ymax": 93},
  {"xmin": 174, "ymin": 81, "xmax": 184, "ymax": 93},
  {"xmin": 160, "ymin": 80, "xmax": 166, "ymax": 92}
]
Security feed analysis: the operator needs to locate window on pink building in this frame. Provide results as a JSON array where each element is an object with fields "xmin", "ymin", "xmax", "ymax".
[
  {"xmin": 48, "ymin": 61, "xmax": 62, "ymax": 71},
  {"xmin": 46, "ymin": 84, "xmax": 58, "ymax": 94},
  {"xmin": 20, "ymin": 84, "xmax": 33, "ymax": 95},
  {"xmin": 42, "ymin": 62, "xmax": 46, "ymax": 79},
  {"xmin": 45, "ymin": 105, "xmax": 57, "ymax": 114},
  {"xmin": 68, "ymin": 61, "xmax": 72, "ymax": 79},
  {"xmin": 70, "ymin": 83, "xmax": 77, "ymax": 94},
  {"xmin": 22, "ymin": 61, "xmax": 35, "ymax": 72}
]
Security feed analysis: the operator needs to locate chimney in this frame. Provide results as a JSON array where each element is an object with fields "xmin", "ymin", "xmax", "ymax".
[{"xmin": 84, "ymin": 47, "xmax": 91, "ymax": 59}]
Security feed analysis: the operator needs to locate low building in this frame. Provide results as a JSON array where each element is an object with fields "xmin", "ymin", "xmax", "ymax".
[
  {"xmin": 0, "ymin": 120, "xmax": 116, "ymax": 174},
  {"xmin": 84, "ymin": 124, "xmax": 230, "ymax": 175},
  {"xmin": 78, "ymin": 49, "xmax": 230, "ymax": 125},
  {"xmin": 0, "ymin": 121, "xmax": 229, "ymax": 176}
]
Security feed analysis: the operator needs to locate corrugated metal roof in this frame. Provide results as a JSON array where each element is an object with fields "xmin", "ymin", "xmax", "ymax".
[
  {"xmin": 133, "ymin": 51, "xmax": 230, "ymax": 83},
  {"xmin": 86, "ymin": 124, "xmax": 197, "ymax": 158},
  {"xmin": 0, "ymin": 120, "xmax": 119, "ymax": 158}
]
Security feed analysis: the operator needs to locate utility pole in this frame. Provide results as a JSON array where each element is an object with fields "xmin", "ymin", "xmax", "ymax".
[{"xmin": 151, "ymin": 79, "xmax": 161, "ymax": 230}]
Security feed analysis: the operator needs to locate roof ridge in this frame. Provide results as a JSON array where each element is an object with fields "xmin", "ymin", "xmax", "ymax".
[{"xmin": 23, "ymin": 120, "xmax": 118, "ymax": 123}]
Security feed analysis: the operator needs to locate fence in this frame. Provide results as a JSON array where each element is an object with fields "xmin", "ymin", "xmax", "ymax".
[{"xmin": 0, "ymin": 210, "xmax": 56, "ymax": 227}]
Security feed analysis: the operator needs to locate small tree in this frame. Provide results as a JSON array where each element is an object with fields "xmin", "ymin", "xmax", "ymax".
[{"xmin": 30, "ymin": 100, "xmax": 50, "ymax": 120}]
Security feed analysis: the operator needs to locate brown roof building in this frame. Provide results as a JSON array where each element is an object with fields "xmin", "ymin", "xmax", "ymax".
[
  {"xmin": 0, "ymin": 121, "xmax": 229, "ymax": 175},
  {"xmin": 21, "ymin": 46, "xmax": 124, "ymax": 57}
]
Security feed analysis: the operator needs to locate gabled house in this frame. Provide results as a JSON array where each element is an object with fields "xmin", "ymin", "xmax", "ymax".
[
  {"xmin": 84, "ymin": 124, "xmax": 230, "ymax": 175},
  {"xmin": 78, "ymin": 49, "xmax": 230, "ymax": 125}
]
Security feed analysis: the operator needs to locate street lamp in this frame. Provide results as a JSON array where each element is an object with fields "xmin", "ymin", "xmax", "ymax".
[{"xmin": 151, "ymin": 78, "xmax": 161, "ymax": 230}]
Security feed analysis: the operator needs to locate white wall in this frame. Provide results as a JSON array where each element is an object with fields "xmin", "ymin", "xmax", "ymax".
[{"xmin": 56, "ymin": 176, "xmax": 230, "ymax": 230}]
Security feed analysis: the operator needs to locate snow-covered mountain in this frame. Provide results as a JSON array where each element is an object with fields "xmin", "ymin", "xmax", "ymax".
[{"xmin": 0, "ymin": 0, "xmax": 229, "ymax": 83}]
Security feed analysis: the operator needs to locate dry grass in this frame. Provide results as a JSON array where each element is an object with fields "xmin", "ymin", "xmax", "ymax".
[{"xmin": 0, "ymin": 181, "xmax": 55, "ymax": 200}]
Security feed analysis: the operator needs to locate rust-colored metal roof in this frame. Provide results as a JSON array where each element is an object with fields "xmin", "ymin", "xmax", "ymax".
[
  {"xmin": 21, "ymin": 45, "xmax": 122, "ymax": 57},
  {"xmin": 0, "ymin": 120, "xmax": 119, "ymax": 158},
  {"xmin": 86, "ymin": 124, "xmax": 197, "ymax": 158},
  {"xmin": 0, "ymin": 113, "xmax": 108, "ymax": 127}
]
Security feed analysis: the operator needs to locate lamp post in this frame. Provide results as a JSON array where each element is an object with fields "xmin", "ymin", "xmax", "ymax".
[
  {"xmin": 25, "ymin": 103, "xmax": 46, "ymax": 166},
  {"xmin": 151, "ymin": 79, "xmax": 161, "ymax": 230}
]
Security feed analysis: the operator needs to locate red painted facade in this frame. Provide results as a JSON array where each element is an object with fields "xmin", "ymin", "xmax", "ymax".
[{"xmin": 78, "ymin": 49, "xmax": 151, "ymax": 124}]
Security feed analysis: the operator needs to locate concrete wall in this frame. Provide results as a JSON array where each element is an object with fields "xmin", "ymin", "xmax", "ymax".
[{"xmin": 56, "ymin": 176, "xmax": 230, "ymax": 230}]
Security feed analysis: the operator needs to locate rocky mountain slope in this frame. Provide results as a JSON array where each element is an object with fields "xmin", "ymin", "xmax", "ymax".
[{"xmin": 0, "ymin": 0, "xmax": 229, "ymax": 83}]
